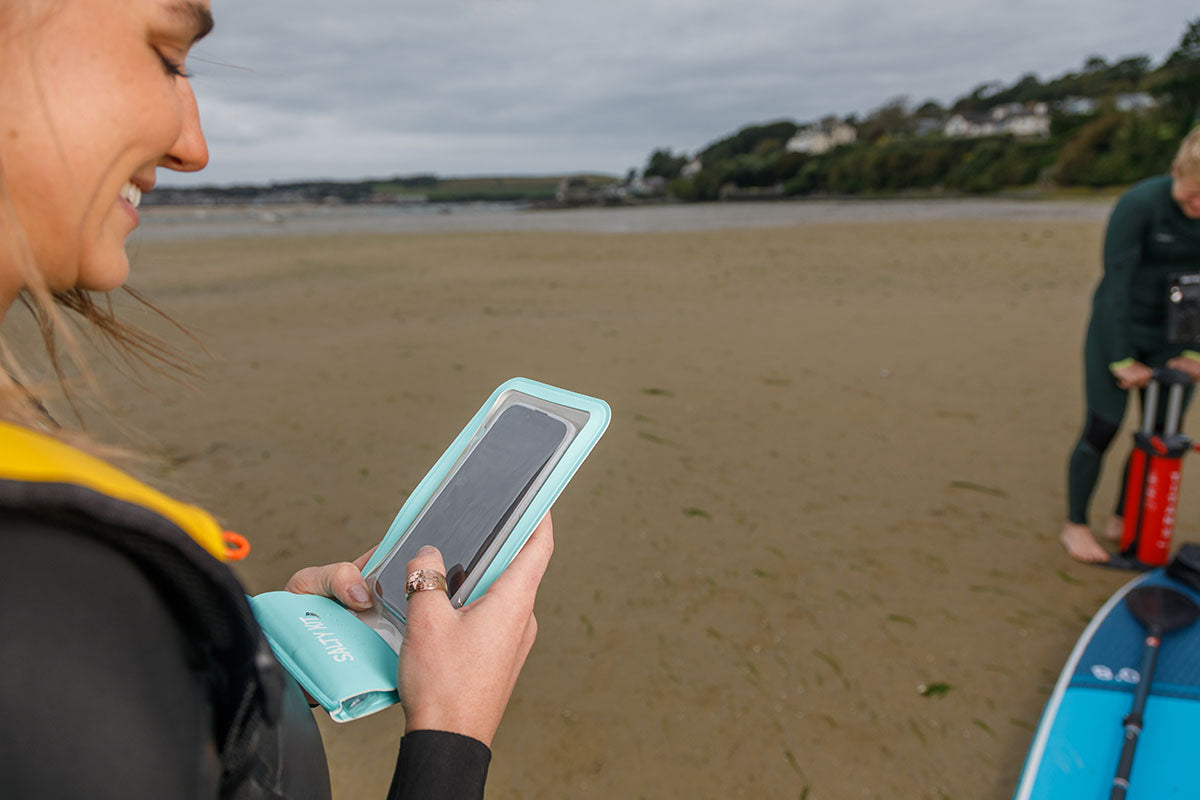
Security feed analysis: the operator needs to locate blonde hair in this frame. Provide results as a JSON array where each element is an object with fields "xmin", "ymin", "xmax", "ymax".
[
  {"xmin": 1173, "ymin": 126, "xmax": 1200, "ymax": 180},
  {"xmin": 0, "ymin": 170, "xmax": 197, "ymax": 439}
]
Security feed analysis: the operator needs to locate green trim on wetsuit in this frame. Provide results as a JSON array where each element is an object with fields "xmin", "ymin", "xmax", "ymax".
[{"xmin": 1067, "ymin": 175, "xmax": 1200, "ymax": 525}]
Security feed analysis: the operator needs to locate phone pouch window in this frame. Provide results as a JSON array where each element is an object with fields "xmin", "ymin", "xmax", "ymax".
[{"xmin": 250, "ymin": 378, "xmax": 610, "ymax": 722}]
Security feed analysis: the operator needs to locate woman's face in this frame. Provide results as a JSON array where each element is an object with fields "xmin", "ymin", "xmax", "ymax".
[
  {"xmin": 1172, "ymin": 171, "xmax": 1200, "ymax": 220},
  {"xmin": 0, "ymin": 0, "xmax": 212, "ymax": 299}
]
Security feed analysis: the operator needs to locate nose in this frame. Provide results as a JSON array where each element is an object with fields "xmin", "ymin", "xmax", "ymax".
[{"xmin": 159, "ymin": 79, "xmax": 209, "ymax": 172}]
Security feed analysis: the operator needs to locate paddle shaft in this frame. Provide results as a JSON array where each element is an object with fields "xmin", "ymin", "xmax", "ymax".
[{"xmin": 1109, "ymin": 628, "xmax": 1163, "ymax": 800}]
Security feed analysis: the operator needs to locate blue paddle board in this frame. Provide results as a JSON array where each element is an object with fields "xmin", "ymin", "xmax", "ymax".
[{"xmin": 1013, "ymin": 569, "xmax": 1200, "ymax": 799}]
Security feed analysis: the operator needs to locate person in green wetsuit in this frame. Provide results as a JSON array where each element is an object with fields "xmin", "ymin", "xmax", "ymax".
[{"xmin": 1062, "ymin": 127, "xmax": 1200, "ymax": 563}]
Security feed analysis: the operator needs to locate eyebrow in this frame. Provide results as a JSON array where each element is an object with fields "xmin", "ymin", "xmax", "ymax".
[{"xmin": 168, "ymin": 0, "xmax": 215, "ymax": 44}]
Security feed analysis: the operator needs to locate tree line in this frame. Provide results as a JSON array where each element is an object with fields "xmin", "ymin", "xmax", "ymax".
[{"xmin": 646, "ymin": 18, "xmax": 1200, "ymax": 200}]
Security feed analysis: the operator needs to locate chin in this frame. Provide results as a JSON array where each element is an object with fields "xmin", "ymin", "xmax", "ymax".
[{"xmin": 77, "ymin": 255, "xmax": 131, "ymax": 293}]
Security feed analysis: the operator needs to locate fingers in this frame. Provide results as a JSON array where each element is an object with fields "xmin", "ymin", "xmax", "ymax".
[
  {"xmin": 285, "ymin": 561, "xmax": 374, "ymax": 610},
  {"xmin": 404, "ymin": 545, "xmax": 454, "ymax": 624},
  {"xmin": 1113, "ymin": 367, "xmax": 1152, "ymax": 390},
  {"xmin": 1166, "ymin": 357, "xmax": 1200, "ymax": 382},
  {"xmin": 485, "ymin": 513, "xmax": 554, "ymax": 603},
  {"xmin": 405, "ymin": 543, "xmax": 448, "ymax": 577}
]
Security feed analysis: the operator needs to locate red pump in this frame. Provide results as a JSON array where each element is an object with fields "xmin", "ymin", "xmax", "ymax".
[{"xmin": 1119, "ymin": 367, "xmax": 1197, "ymax": 568}]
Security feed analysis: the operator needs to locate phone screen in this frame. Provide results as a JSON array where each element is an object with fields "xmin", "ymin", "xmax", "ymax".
[{"xmin": 375, "ymin": 404, "xmax": 570, "ymax": 618}]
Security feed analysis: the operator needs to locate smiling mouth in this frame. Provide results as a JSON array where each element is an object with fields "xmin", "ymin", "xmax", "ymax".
[{"xmin": 119, "ymin": 181, "xmax": 143, "ymax": 209}]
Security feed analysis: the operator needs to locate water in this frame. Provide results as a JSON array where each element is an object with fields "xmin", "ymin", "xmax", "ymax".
[{"xmin": 134, "ymin": 197, "xmax": 1112, "ymax": 241}]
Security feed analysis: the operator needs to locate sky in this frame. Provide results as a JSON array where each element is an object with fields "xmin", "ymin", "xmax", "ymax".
[{"xmin": 168, "ymin": 0, "xmax": 1198, "ymax": 187}]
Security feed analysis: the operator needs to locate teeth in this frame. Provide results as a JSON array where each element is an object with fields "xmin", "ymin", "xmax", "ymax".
[{"xmin": 120, "ymin": 181, "xmax": 142, "ymax": 209}]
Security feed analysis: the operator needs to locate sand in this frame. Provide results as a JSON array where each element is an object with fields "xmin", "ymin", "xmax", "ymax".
[{"xmin": 72, "ymin": 210, "xmax": 1181, "ymax": 798}]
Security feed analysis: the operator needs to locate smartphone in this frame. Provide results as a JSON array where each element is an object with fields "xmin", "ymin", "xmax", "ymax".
[{"xmin": 372, "ymin": 403, "xmax": 573, "ymax": 623}]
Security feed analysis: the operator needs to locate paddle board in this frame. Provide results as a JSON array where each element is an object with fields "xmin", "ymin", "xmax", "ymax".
[{"xmin": 1013, "ymin": 569, "xmax": 1200, "ymax": 798}]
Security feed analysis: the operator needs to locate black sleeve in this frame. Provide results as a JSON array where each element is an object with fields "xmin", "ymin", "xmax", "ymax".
[
  {"xmin": 1093, "ymin": 184, "xmax": 1154, "ymax": 367},
  {"xmin": 0, "ymin": 514, "xmax": 220, "ymax": 800},
  {"xmin": 388, "ymin": 730, "xmax": 492, "ymax": 800}
]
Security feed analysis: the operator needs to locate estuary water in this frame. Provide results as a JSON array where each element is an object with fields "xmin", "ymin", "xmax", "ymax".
[{"xmin": 135, "ymin": 197, "xmax": 1111, "ymax": 241}]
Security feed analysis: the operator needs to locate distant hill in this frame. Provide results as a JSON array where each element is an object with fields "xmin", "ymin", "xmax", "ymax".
[{"xmin": 645, "ymin": 17, "xmax": 1200, "ymax": 200}]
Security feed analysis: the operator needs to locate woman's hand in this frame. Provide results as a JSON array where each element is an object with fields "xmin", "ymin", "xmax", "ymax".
[
  {"xmin": 1112, "ymin": 361, "xmax": 1154, "ymax": 390},
  {"xmin": 398, "ymin": 514, "xmax": 553, "ymax": 747},
  {"xmin": 284, "ymin": 545, "xmax": 378, "ymax": 611},
  {"xmin": 1166, "ymin": 356, "xmax": 1200, "ymax": 383}
]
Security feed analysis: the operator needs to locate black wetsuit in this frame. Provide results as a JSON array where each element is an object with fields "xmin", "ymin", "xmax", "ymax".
[
  {"xmin": 1067, "ymin": 174, "xmax": 1200, "ymax": 524},
  {"xmin": 0, "ymin": 508, "xmax": 489, "ymax": 798}
]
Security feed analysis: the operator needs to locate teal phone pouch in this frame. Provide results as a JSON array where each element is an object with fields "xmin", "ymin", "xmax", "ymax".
[
  {"xmin": 250, "ymin": 378, "xmax": 610, "ymax": 722},
  {"xmin": 249, "ymin": 591, "xmax": 400, "ymax": 722}
]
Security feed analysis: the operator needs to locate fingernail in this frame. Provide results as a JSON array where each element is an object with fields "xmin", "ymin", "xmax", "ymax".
[
  {"xmin": 418, "ymin": 545, "xmax": 437, "ymax": 556},
  {"xmin": 348, "ymin": 584, "xmax": 371, "ymax": 606}
]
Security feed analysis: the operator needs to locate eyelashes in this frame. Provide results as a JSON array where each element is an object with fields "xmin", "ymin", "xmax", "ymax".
[{"xmin": 155, "ymin": 50, "xmax": 193, "ymax": 79}]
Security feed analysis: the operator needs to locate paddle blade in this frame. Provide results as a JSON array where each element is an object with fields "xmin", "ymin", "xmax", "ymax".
[{"xmin": 1125, "ymin": 585, "xmax": 1200, "ymax": 634}]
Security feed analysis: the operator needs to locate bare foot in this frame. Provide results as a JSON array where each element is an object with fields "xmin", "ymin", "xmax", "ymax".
[
  {"xmin": 1060, "ymin": 522, "xmax": 1111, "ymax": 563},
  {"xmin": 1105, "ymin": 516, "xmax": 1124, "ymax": 542}
]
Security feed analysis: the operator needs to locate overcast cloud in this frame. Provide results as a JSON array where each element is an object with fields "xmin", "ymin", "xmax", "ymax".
[{"xmin": 169, "ymin": 0, "xmax": 1198, "ymax": 186}]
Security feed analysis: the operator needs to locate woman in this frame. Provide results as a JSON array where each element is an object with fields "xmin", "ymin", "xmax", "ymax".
[
  {"xmin": 1061, "ymin": 127, "xmax": 1200, "ymax": 563},
  {"xmin": 0, "ymin": 1, "xmax": 550, "ymax": 797}
]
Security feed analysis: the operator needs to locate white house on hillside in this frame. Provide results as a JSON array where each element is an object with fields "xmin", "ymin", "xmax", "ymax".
[
  {"xmin": 786, "ymin": 120, "xmax": 857, "ymax": 154},
  {"xmin": 945, "ymin": 102, "xmax": 1049, "ymax": 139},
  {"xmin": 944, "ymin": 112, "xmax": 996, "ymax": 138},
  {"xmin": 1003, "ymin": 107, "xmax": 1050, "ymax": 137}
]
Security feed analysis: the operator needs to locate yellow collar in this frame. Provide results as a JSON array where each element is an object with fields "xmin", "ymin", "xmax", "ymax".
[{"xmin": 0, "ymin": 421, "xmax": 229, "ymax": 561}]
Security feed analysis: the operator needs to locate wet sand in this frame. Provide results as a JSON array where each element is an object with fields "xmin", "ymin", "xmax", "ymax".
[{"xmin": 86, "ymin": 208, "xmax": 1183, "ymax": 798}]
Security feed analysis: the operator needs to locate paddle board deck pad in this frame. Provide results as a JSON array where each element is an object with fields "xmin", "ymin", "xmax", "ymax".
[{"xmin": 1013, "ymin": 569, "xmax": 1200, "ymax": 798}]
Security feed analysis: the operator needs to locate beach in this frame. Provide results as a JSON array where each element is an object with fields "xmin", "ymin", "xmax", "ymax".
[{"xmin": 82, "ymin": 199, "xmax": 1180, "ymax": 798}]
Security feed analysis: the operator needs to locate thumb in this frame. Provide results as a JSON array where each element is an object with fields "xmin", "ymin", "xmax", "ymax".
[{"xmin": 284, "ymin": 562, "xmax": 374, "ymax": 610}]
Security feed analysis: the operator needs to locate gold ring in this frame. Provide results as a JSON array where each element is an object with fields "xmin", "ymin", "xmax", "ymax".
[{"xmin": 405, "ymin": 568, "xmax": 448, "ymax": 600}]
